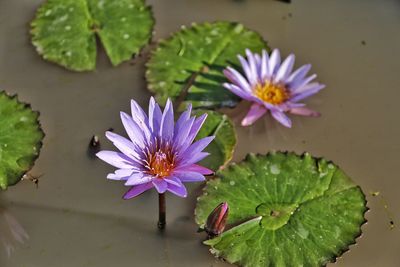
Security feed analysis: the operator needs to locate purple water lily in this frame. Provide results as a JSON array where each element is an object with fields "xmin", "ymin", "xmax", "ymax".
[
  {"xmin": 223, "ymin": 49, "xmax": 325, "ymax": 127},
  {"xmin": 96, "ymin": 97, "xmax": 214, "ymax": 200}
]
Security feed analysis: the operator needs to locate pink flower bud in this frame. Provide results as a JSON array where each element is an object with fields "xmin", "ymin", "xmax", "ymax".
[{"xmin": 205, "ymin": 202, "xmax": 229, "ymax": 238}]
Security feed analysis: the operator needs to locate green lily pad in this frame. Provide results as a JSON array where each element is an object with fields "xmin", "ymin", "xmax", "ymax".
[
  {"xmin": 196, "ymin": 152, "xmax": 367, "ymax": 267},
  {"xmin": 31, "ymin": 0, "xmax": 154, "ymax": 71},
  {"xmin": 193, "ymin": 110, "xmax": 236, "ymax": 171},
  {"xmin": 146, "ymin": 22, "xmax": 268, "ymax": 109},
  {"xmin": 0, "ymin": 92, "xmax": 44, "ymax": 189}
]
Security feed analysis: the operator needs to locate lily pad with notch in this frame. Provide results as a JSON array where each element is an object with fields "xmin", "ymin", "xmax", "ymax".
[
  {"xmin": 31, "ymin": 0, "xmax": 154, "ymax": 71},
  {"xmin": 196, "ymin": 152, "xmax": 367, "ymax": 267},
  {"xmin": 146, "ymin": 21, "xmax": 269, "ymax": 109},
  {"xmin": 193, "ymin": 110, "xmax": 236, "ymax": 171},
  {"xmin": 0, "ymin": 91, "xmax": 44, "ymax": 190}
]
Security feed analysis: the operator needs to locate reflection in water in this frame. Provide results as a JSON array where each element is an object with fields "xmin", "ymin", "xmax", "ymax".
[{"xmin": 0, "ymin": 207, "xmax": 29, "ymax": 257}]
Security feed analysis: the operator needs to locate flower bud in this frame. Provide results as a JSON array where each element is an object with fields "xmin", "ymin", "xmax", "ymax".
[{"xmin": 205, "ymin": 202, "xmax": 229, "ymax": 238}]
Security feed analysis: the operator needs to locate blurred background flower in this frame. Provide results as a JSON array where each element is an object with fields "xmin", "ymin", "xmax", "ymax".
[{"xmin": 223, "ymin": 49, "xmax": 325, "ymax": 127}]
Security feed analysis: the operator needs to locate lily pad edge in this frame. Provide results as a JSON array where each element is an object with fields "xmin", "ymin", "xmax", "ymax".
[{"xmin": 0, "ymin": 90, "xmax": 45, "ymax": 189}]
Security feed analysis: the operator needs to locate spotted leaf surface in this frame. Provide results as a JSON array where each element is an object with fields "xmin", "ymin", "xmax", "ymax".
[
  {"xmin": 146, "ymin": 22, "xmax": 268, "ymax": 109},
  {"xmin": 0, "ymin": 92, "xmax": 44, "ymax": 190},
  {"xmin": 193, "ymin": 110, "xmax": 236, "ymax": 171},
  {"xmin": 31, "ymin": 0, "xmax": 154, "ymax": 71},
  {"xmin": 195, "ymin": 152, "xmax": 367, "ymax": 267}
]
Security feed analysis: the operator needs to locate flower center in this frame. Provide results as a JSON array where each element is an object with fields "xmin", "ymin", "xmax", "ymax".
[
  {"xmin": 147, "ymin": 149, "xmax": 175, "ymax": 178},
  {"xmin": 254, "ymin": 81, "xmax": 289, "ymax": 105}
]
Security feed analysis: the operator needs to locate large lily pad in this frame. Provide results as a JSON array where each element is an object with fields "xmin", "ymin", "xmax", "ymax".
[
  {"xmin": 193, "ymin": 110, "xmax": 236, "ymax": 171},
  {"xmin": 31, "ymin": 0, "xmax": 154, "ymax": 71},
  {"xmin": 0, "ymin": 92, "xmax": 44, "ymax": 189},
  {"xmin": 146, "ymin": 22, "xmax": 268, "ymax": 109},
  {"xmin": 196, "ymin": 152, "xmax": 367, "ymax": 267}
]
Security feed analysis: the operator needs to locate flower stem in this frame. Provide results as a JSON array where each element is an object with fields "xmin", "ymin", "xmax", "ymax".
[{"xmin": 158, "ymin": 193, "xmax": 166, "ymax": 229}]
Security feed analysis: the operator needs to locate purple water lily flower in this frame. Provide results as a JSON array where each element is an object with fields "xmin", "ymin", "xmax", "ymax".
[
  {"xmin": 223, "ymin": 49, "xmax": 325, "ymax": 127},
  {"xmin": 96, "ymin": 97, "xmax": 214, "ymax": 199}
]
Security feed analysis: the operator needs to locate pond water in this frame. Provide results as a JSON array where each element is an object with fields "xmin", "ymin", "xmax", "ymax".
[{"xmin": 0, "ymin": 0, "xmax": 399, "ymax": 266}]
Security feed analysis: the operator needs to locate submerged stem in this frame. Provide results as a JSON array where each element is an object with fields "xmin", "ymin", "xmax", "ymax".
[{"xmin": 158, "ymin": 193, "xmax": 166, "ymax": 229}]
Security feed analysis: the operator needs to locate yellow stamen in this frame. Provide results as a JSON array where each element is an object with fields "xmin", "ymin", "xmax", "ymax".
[
  {"xmin": 148, "ymin": 149, "xmax": 175, "ymax": 178},
  {"xmin": 254, "ymin": 81, "xmax": 289, "ymax": 105}
]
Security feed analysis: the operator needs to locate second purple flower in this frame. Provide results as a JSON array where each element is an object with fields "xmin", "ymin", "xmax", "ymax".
[{"xmin": 223, "ymin": 49, "xmax": 325, "ymax": 127}]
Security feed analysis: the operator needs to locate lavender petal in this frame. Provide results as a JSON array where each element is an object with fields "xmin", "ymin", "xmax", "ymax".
[
  {"xmin": 96, "ymin": 151, "xmax": 135, "ymax": 169},
  {"xmin": 174, "ymin": 171, "xmax": 206, "ymax": 182},
  {"xmin": 254, "ymin": 53, "xmax": 262, "ymax": 76},
  {"xmin": 179, "ymin": 113, "xmax": 208, "ymax": 152},
  {"xmin": 152, "ymin": 179, "xmax": 168, "ymax": 193},
  {"xmin": 287, "ymin": 64, "xmax": 311, "ymax": 87},
  {"xmin": 223, "ymin": 83, "xmax": 254, "ymax": 101},
  {"xmin": 174, "ymin": 117, "xmax": 195, "ymax": 149},
  {"xmin": 176, "ymin": 164, "xmax": 214, "ymax": 175},
  {"xmin": 123, "ymin": 182, "xmax": 154, "ymax": 199},
  {"xmin": 179, "ymin": 152, "xmax": 210, "ymax": 166},
  {"xmin": 148, "ymin": 97, "xmax": 162, "ymax": 133},
  {"xmin": 179, "ymin": 136, "xmax": 215, "ymax": 161},
  {"xmin": 130, "ymin": 100, "xmax": 151, "ymax": 140},
  {"xmin": 260, "ymin": 49, "xmax": 270, "ymax": 81},
  {"xmin": 164, "ymin": 176, "xmax": 183, "ymax": 187},
  {"xmin": 223, "ymin": 67, "xmax": 251, "ymax": 92},
  {"xmin": 159, "ymin": 99, "xmax": 174, "ymax": 140},
  {"xmin": 120, "ymin": 112, "xmax": 146, "ymax": 148},
  {"xmin": 268, "ymin": 49, "xmax": 281, "ymax": 76},
  {"xmin": 107, "ymin": 169, "xmax": 134, "ymax": 181},
  {"xmin": 125, "ymin": 173, "xmax": 153, "ymax": 186},
  {"xmin": 238, "ymin": 54, "xmax": 257, "ymax": 87},
  {"xmin": 271, "ymin": 110, "xmax": 292, "ymax": 128},
  {"xmin": 275, "ymin": 54, "xmax": 295, "ymax": 83},
  {"xmin": 241, "ymin": 103, "xmax": 267, "ymax": 126},
  {"xmin": 290, "ymin": 74, "xmax": 317, "ymax": 92},
  {"xmin": 174, "ymin": 103, "xmax": 192, "ymax": 137},
  {"xmin": 285, "ymin": 102, "xmax": 306, "ymax": 108},
  {"xmin": 105, "ymin": 131, "xmax": 140, "ymax": 160},
  {"xmin": 166, "ymin": 183, "xmax": 187, "ymax": 198},
  {"xmin": 245, "ymin": 49, "xmax": 259, "ymax": 85},
  {"xmin": 291, "ymin": 83, "xmax": 325, "ymax": 102},
  {"xmin": 289, "ymin": 107, "xmax": 321, "ymax": 117},
  {"xmin": 131, "ymin": 99, "xmax": 148, "ymax": 125}
]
